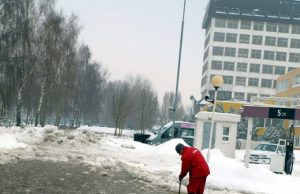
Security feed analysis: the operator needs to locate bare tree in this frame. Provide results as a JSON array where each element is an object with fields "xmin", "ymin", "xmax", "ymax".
[
  {"xmin": 159, "ymin": 91, "xmax": 185, "ymax": 125},
  {"xmin": 126, "ymin": 75, "xmax": 159, "ymax": 133},
  {"xmin": 106, "ymin": 81, "xmax": 133, "ymax": 136}
]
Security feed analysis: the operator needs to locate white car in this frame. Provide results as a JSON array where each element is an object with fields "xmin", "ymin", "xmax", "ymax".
[{"xmin": 249, "ymin": 143, "xmax": 286, "ymax": 164}]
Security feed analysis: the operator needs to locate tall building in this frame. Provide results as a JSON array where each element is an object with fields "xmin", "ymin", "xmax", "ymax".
[{"xmin": 201, "ymin": 0, "xmax": 300, "ymax": 100}]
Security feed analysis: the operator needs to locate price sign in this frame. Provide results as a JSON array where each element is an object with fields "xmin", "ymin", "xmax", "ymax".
[{"xmin": 269, "ymin": 107, "xmax": 295, "ymax": 120}]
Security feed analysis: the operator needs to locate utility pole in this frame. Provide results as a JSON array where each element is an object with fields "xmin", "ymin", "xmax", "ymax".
[{"xmin": 171, "ymin": 0, "xmax": 187, "ymax": 135}]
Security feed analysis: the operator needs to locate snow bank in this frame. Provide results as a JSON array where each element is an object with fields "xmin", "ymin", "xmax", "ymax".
[{"xmin": 0, "ymin": 134, "xmax": 27, "ymax": 149}]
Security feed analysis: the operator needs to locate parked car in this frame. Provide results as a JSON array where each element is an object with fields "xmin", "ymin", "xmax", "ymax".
[
  {"xmin": 146, "ymin": 121, "xmax": 195, "ymax": 146},
  {"xmin": 249, "ymin": 143, "xmax": 286, "ymax": 164}
]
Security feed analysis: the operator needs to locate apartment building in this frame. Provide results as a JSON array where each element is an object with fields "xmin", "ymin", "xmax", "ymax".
[{"xmin": 201, "ymin": 0, "xmax": 300, "ymax": 100}]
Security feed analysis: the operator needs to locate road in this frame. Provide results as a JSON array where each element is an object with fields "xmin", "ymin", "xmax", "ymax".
[{"xmin": 0, "ymin": 159, "xmax": 173, "ymax": 194}]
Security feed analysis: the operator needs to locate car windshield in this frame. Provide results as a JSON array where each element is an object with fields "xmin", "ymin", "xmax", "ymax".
[{"xmin": 254, "ymin": 144, "xmax": 277, "ymax": 152}]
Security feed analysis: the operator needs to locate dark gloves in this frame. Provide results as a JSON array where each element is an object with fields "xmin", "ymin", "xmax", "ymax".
[{"xmin": 179, "ymin": 175, "xmax": 183, "ymax": 181}]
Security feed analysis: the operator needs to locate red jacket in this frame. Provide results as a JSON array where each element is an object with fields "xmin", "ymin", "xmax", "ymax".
[{"xmin": 179, "ymin": 146, "xmax": 210, "ymax": 179}]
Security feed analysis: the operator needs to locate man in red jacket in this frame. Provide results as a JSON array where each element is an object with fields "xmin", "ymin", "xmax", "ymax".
[{"xmin": 175, "ymin": 143, "xmax": 210, "ymax": 194}]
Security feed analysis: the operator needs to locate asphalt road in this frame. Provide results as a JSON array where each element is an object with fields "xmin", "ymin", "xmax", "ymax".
[{"xmin": 0, "ymin": 159, "xmax": 174, "ymax": 194}]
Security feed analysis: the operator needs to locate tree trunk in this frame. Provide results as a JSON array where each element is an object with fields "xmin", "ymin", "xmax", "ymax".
[
  {"xmin": 25, "ymin": 109, "xmax": 30, "ymax": 125},
  {"xmin": 35, "ymin": 78, "xmax": 46, "ymax": 126},
  {"xmin": 16, "ymin": 88, "xmax": 23, "ymax": 126},
  {"xmin": 40, "ymin": 113, "xmax": 45, "ymax": 127},
  {"xmin": 55, "ymin": 104, "xmax": 63, "ymax": 127},
  {"xmin": 55, "ymin": 113, "xmax": 61, "ymax": 127}
]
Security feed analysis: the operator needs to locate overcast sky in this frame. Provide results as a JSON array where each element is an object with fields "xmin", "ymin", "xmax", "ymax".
[{"xmin": 56, "ymin": 0, "xmax": 209, "ymax": 107}]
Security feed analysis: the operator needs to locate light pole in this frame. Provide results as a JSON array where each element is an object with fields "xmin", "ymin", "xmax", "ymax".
[
  {"xmin": 206, "ymin": 75, "xmax": 223, "ymax": 162},
  {"xmin": 171, "ymin": 0, "xmax": 187, "ymax": 135}
]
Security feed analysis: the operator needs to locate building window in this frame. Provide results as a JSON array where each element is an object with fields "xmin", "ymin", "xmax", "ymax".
[
  {"xmin": 237, "ymin": 63, "xmax": 247, "ymax": 72},
  {"xmin": 266, "ymin": 23, "xmax": 277, "ymax": 32},
  {"xmin": 238, "ymin": 48, "xmax": 249, "ymax": 58},
  {"xmin": 241, "ymin": 20, "xmax": 251, "ymax": 29},
  {"xmin": 265, "ymin": 36, "xmax": 276, "ymax": 46},
  {"xmin": 223, "ymin": 61, "xmax": 235, "ymax": 71},
  {"xmin": 213, "ymin": 32, "xmax": 225, "ymax": 42},
  {"xmin": 288, "ymin": 67, "xmax": 296, "ymax": 72},
  {"xmin": 273, "ymin": 80, "xmax": 277, "ymax": 89},
  {"xmin": 226, "ymin": 33, "xmax": 237, "ymax": 43},
  {"xmin": 218, "ymin": 91, "xmax": 232, "ymax": 100},
  {"xmin": 212, "ymin": 46, "xmax": 224, "ymax": 56},
  {"xmin": 215, "ymin": 18, "xmax": 226, "ymax": 28},
  {"xmin": 235, "ymin": 77, "xmax": 246, "ymax": 86},
  {"xmin": 202, "ymin": 62, "xmax": 208, "ymax": 73},
  {"xmin": 248, "ymin": 78, "xmax": 259, "ymax": 87},
  {"xmin": 205, "ymin": 34, "xmax": 210, "ymax": 47},
  {"xmin": 247, "ymin": 93, "xmax": 257, "ymax": 100},
  {"xmin": 276, "ymin": 79, "xmax": 288, "ymax": 92},
  {"xmin": 239, "ymin": 34, "xmax": 250, "ymax": 44},
  {"xmin": 211, "ymin": 60, "xmax": 222, "ymax": 70},
  {"xmin": 224, "ymin": 47, "xmax": 236, "ymax": 57},
  {"xmin": 274, "ymin": 66, "xmax": 285, "ymax": 75},
  {"xmin": 289, "ymin": 53, "xmax": 300, "ymax": 62},
  {"xmin": 293, "ymin": 74, "xmax": 300, "ymax": 86},
  {"xmin": 234, "ymin": 92, "xmax": 245, "ymax": 100},
  {"xmin": 260, "ymin": 94, "xmax": 271, "ymax": 97},
  {"xmin": 251, "ymin": 49, "xmax": 261, "ymax": 59},
  {"xmin": 291, "ymin": 39, "xmax": 300, "ymax": 48},
  {"xmin": 223, "ymin": 76, "xmax": 233, "ymax": 84},
  {"xmin": 203, "ymin": 48, "xmax": 209, "ymax": 60},
  {"xmin": 227, "ymin": 20, "xmax": 238, "ymax": 29},
  {"xmin": 250, "ymin": 63, "xmax": 260, "ymax": 73},
  {"xmin": 263, "ymin": 50, "xmax": 275, "ymax": 60},
  {"xmin": 292, "ymin": 25, "xmax": 300, "ymax": 34},
  {"xmin": 278, "ymin": 24, "xmax": 289, "ymax": 33},
  {"xmin": 277, "ymin": 38, "xmax": 288, "ymax": 47},
  {"xmin": 261, "ymin": 79, "xmax": 272, "ymax": 88},
  {"xmin": 252, "ymin": 35, "xmax": 263, "ymax": 45},
  {"xmin": 253, "ymin": 21, "xmax": 264, "ymax": 31},
  {"xmin": 222, "ymin": 127, "xmax": 230, "ymax": 142},
  {"xmin": 262, "ymin": 64, "xmax": 274, "ymax": 74},
  {"xmin": 276, "ymin": 52, "xmax": 287, "ymax": 61},
  {"xmin": 201, "ymin": 75, "xmax": 207, "ymax": 87}
]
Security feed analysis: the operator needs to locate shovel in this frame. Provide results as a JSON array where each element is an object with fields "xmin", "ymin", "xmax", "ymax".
[{"xmin": 178, "ymin": 179, "xmax": 181, "ymax": 194}]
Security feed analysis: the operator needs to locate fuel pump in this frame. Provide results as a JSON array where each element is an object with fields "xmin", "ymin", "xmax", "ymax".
[{"xmin": 284, "ymin": 125, "xmax": 294, "ymax": 175}]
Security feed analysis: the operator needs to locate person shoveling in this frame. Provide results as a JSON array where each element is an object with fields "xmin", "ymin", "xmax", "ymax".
[{"xmin": 175, "ymin": 143, "xmax": 210, "ymax": 194}]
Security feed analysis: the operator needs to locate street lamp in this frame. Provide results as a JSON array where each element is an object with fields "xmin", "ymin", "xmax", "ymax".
[
  {"xmin": 171, "ymin": 0, "xmax": 187, "ymax": 135},
  {"xmin": 206, "ymin": 75, "xmax": 223, "ymax": 162}
]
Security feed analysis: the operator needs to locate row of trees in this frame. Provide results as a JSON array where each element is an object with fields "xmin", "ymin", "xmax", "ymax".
[{"xmin": 0, "ymin": 0, "xmax": 188, "ymax": 132}]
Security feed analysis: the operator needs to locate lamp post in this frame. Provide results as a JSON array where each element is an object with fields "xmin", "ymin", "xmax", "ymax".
[
  {"xmin": 206, "ymin": 75, "xmax": 223, "ymax": 162},
  {"xmin": 171, "ymin": 0, "xmax": 187, "ymax": 135}
]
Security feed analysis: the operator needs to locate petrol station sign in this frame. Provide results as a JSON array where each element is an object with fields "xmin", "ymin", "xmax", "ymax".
[
  {"xmin": 269, "ymin": 107, "xmax": 295, "ymax": 120},
  {"xmin": 241, "ymin": 106, "xmax": 300, "ymax": 120}
]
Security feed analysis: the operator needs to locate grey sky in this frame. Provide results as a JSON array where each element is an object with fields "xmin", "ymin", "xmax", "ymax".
[{"xmin": 56, "ymin": 0, "xmax": 208, "ymax": 107}]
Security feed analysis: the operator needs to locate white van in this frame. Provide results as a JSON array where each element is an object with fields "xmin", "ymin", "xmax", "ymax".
[{"xmin": 146, "ymin": 121, "xmax": 195, "ymax": 146}]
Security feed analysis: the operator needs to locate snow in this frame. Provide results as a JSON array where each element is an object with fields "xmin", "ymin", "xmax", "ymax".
[{"xmin": 0, "ymin": 126, "xmax": 300, "ymax": 194}]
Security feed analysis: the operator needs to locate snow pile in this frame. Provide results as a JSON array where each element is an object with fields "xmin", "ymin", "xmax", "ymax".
[{"xmin": 0, "ymin": 134, "xmax": 27, "ymax": 149}]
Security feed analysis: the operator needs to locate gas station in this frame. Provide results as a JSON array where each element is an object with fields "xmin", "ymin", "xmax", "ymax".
[{"xmin": 241, "ymin": 105, "xmax": 297, "ymax": 174}]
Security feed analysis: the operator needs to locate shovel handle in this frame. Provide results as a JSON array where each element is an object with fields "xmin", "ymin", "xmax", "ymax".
[{"xmin": 178, "ymin": 179, "xmax": 181, "ymax": 194}]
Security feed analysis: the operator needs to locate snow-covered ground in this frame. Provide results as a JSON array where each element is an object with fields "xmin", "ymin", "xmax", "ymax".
[{"xmin": 0, "ymin": 126, "xmax": 300, "ymax": 194}]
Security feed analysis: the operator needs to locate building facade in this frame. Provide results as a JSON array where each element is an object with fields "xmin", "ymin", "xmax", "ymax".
[
  {"xmin": 201, "ymin": 0, "xmax": 300, "ymax": 101},
  {"xmin": 276, "ymin": 68, "xmax": 300, "ymax": 149}
]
